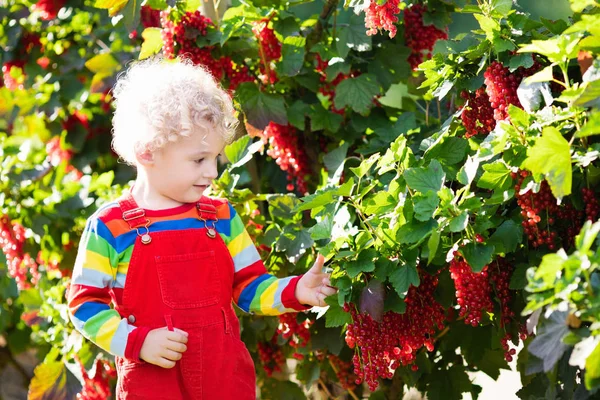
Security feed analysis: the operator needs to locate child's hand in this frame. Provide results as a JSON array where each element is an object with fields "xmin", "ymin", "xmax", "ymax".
[
  {"xmin": 295, "ymin": 254, "xmax": 338, "ymax": 307},
  {"xmin": 140, "ymin": 327, "xmax": 189, "ymax": 368}
]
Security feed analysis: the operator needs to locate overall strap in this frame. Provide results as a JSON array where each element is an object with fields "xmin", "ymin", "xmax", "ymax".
[
  {"xmin": 196, "ymin": 196, "xmax": 219, "ymax": 239},
  {"xmin": 118, "ymin": 191, "xmax": 149, "ymax": 230},
  {"xmin": 196, "ymin": 196, "xmax": 218, "ymax": 221},
  {"xmin": 117, "ymin": 191, "xmax": 152, "ymax": 244}
]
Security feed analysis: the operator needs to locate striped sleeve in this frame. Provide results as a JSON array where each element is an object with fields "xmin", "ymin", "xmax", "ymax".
[
  {"xmin": 67, "ymin": 209, "xmax": 150, "ymax": 360},
  {"xmin": 221, "ymin": 202, "xmax": 311, "ymax": 315}
]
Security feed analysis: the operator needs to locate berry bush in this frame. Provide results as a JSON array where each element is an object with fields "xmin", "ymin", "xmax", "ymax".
[{"xmin": 1, "ymin": 0, "xmax": 600, "ymax": 399}]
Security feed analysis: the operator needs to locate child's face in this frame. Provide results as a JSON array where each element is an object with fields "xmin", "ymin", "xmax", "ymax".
[{"xmin": 144, "ymin": 127, "xmax": 225, "ymax": 205}]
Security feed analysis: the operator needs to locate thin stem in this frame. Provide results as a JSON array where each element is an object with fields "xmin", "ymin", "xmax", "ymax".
[
  {"xmin": 328, "ymin": 359, "xmax": 360, "ymax": 400},
  {"xmin": 425, "ymin": 101, "xmax": 430, "ymax": 126},
  {"xmin": 318, "ymin": 378, "xmax": 334, "ymax": 399}
]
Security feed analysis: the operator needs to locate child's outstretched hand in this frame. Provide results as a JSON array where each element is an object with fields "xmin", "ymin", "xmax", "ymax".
[
  {"xmin": 140, "ymin": 327, "xmax": 189, "ymax": 369},
  {"xmin": 295, "ymin": 254, "xmax": 338, "ymax": 307}
]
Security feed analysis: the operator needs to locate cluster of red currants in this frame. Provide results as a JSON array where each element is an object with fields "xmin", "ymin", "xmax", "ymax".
[{"xmin": 344, "ymin": 273, "xmax": 446, "ymax": 391}]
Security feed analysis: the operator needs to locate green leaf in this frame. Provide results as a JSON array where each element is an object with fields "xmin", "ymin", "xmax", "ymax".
[
  {"xmin": 518, "ymin": 35, "xmax": 581, "ymax": 64},
  {"xmin": 122, "ymin": 0, "xmax": 142, "ymax": 31},
  {"xmin": 477, "ymin": 160, "xmax": 512, "ymax": 191},
  {"xmin": 308, "ymin": 215, "xmax": 334, "ymax": 240},
  {"xmin": 474, "ymin": 14, "xmax": 500, "ymax": 43},
  {"xmin": 571, "ymin": 0, "xmax": 597, "ymax": 13},
  {"xmin": 413, "ymin": 191, "xmax": 439, "ymax": 222},
  {"xmin": 383, "ymin": 289, "xmax": 406, "ymax": 313},
  {"xmin": 344, "ymin": 249, "xmax": 377, "ymax": 278},
  {"xmin": 28, "ymin": 358, "xmax": 81, "ymax": 400},
  {"xmin": 404, "ymin": 160, "xmax": 445, "ymax": 194},
  {"xmin": 334, "ymin": 74, "xmax": 381, "ymax": 115},
  {"xmin": 457, "ymin": 156, "xmax": 479, "ymax": 186},
  {"xmin": 585, "ymin": 341, "xmax": 600, "ymax": 390},
  {"xmin": 369, "ymin": 41, "xmax": 411, "ymax": 89},
  {"xmin": 94, "ymin": 0, "xmax": 126, "ymax": 8},
  {"xmin": 521, "ymin": 127, "xmax": 572, "ymax": 199},
  {"xmin": 219, "ymin": 16, "xmax": 245, "ymax": 47},
  {"xmin": 84, "ymin": 54, "xmax": 120, "ymax": 75},
  {"xmin": 528, "ymin": 310, "xmax": 570, "ymax": 372},
  {"xmin": 309, "ymin": 105, "xmax": 343, "ymax": 133},
  {"xmin": 576, "ymin": 111, "xmax": 600, "ymax": 138},
  {"xmin": 427, "ymin": 230, "xmax": 440, "ymax": 264},
  {"xmin": 389, "ymin": 264, "xmax": 420, "ymax": 297},
  {"xmin": 287, "ymin": 101, "xmax": 311, "ymax": 130},
  {"xmin": 236, "ymin": 83, "xmax": 287, "ymax": 130},
  {"xmin": 533, "ymin": 252, "xmax": 565, "ymax": 286},
  {"xmin": 324, "ymin": 294, "xmax": 352, "ymax": 327},
  {"xmin": 350, "ymin": 153, "xmax": 380, "ymax": 178},
  {"xmin": 575, "ymin": 220, "xmax": 600, "ymax": 252},
  {"xmin": 426, "ymin": 137, "xmax": 468, "ymax": 166},
  {"xmin": 275, "ymin": 229, "xmax": 314, "ymax": 264},
  {"xmin": 523, "ymin": 65, "xmax": 554, "ymax": 84},
  {"xmin": 461, "ymin": 243, "xmax": 495, "ymax": 272},
  {"xmin": 449, "ymin": 211, "xmax": 469, "ymax": 233},
  {"xmin": 491, "ymin": 0, "xmax": 513, "ymax": 15},
  {"xmin": 362, "ymin": 191, "xmax": 396, "ymax": 214},
  {"xmin": 336, "ymin": 13, "xmax": 372, "ymax": 58},
  {"xmin": 139, "ymin": 27, "xmax": 163, "ymax": 60},
  {"xmin": 488, "ymin": 220, "xmax": 523, "ymax": 254},
  {"xmin": 396, "ymin": 219, "xmax": 438, "ymax": 245},
  {"xmin": 278, "ymin": 36, "xmax": 306, "ymax": 77}
]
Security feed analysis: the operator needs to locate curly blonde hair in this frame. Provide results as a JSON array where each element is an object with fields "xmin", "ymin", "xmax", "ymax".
[{"xmin": 111, "ymin": 56, "xmax": 237, "ymax": 165}]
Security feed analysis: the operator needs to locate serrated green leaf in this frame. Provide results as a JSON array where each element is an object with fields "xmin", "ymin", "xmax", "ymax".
[
  {"xmin": 521, "ymin": 127, "xmax": 572, "ymax": 199},
  {"xmin": 139, "ymin": 27, "xmax": 163, "ymax": 60},
  {"xmin": 344, "ymin": 249, "xmax": 377, "ymax": 278},
  {"xmin": 488, "ymin": 220, "xmax": 523, "ymax": 254},
  {"xmin": 427, "ymin": 230, "xmax": 440, "ymax": 264},
  {"xmin": 350, "ymin": 153, "xmax": 379, "ymax": 178},
  {"xmin": 309, "ymin": 105, "xmax": 343, "ymax": 133},
  {"xmin": 457, "ymin": 156, "xmax": 479, "ymax": 186},
  {"xmin": 336, "ymin": 13, "xmax": 372, "ymax": 58},
  {"xmin": 396, "ymin": 219, "xmax": 438, "ymax": 244},
  {"xmin": 334, "ymin": 74, "xmax": 381, "ymax": 114},
  {"xmin": 413, "ymin": 191, "xmax": 439, "ymax": 222},
  {"xmin": 278, "ymin": 36, "xmax": 306, "ymax": 77},
  {"xmin": 308, "ymin": 215, "xmax": 334, "ymax": 240},
  {"xmin": 461, "ymin": 243, "xmax": 495, "ymax": 272},
  {"xmin": 362, "ymin": 191, "xmax": 396, "ymax": 214},
  {"xmin": 389, "ymin": 264, "xmax": 420, "ymax": 297},
  {"xmin": 477, "ymin": 160, "xmax": 512, "ymax": 190},
  {"xmin": 324, "ymin": 295, "xmax": 352, "ymax": 328},
  {"xmin": 449, "ymin": 211, "xmax": 469, "ymax": 232},
  {"xmin": 85, "ymin": 53, "xmax": 120, "ymax": 75},
  {"xmin": 404, "ymin": 160, "xmax": 445, "ymax": 194},
  {"xmin": 236, "ymin": 83, "xmax": 287, "ymax": 129}
]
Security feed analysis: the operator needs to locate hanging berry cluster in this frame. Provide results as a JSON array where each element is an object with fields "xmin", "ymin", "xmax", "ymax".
[
  {"xmin": 460, "ymin": 88, "xmax": 496, "ymax": 138},
  {"xmin": 483, "ymin": 60, "xmax": 540, "ymax": 121},
  {"xmin": 261, "ymin": 122, "xmax": 311, "ymax": 194},
  {"xmin": 160, "ymin": 11, "xmax": 224, "ymax": 80},
  {"xmin": 159, "ymin": 10, "xmax": 254, "ymax": 91},
  {"xmin": 344, "ymin": 272, "xmax": 446, "ymax": 391},
  {"xmin": 252, "ymin": 19, "xmax": 281, "ymax": 85},
  {"xmin": 277, "ymin": 313, "xmax": 312, "ymax": 360},
  {"xmin": 449, "ymin": 253, "xmax": 494, "ymax": 327},
  {"xmin": 327, "ymin": 353, "xmax": 358, "ymax": 391},
  {"xmin": 403, "ymin": 4, "xmax": 448, "ymax": 70},
  {"xmin": 76, "ymin": 359, "xmax": 116, "ymax": 400},
  {"xmin": 364, "ymin": 0, "xmax": 401, "ymax": 38},
  {"xmin": 257, "ymin": 335, "xmax": 287, "ymax": 376},
  {"xmin": 0, "ymin": 216, "xmax": 40, "ymax": 290}
]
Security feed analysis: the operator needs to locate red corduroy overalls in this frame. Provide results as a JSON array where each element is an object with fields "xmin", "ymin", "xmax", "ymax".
[{"xmin": 114, "ymin": 193, "xmax": 256, "ymax": 399}]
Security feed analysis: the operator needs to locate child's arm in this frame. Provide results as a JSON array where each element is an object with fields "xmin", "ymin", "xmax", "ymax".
[
  {"xmin": 222, "ymin": 202, "xmax": 330, "ymax": 315},
  {"xmin": 67, "ymin": 214, "xmax": 151, "ymax": 361}
]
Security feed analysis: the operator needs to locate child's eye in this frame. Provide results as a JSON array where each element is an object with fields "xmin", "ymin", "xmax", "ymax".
[{"xmin": 194, "ymin": 158, "xmax": 204, "ymax": 164}]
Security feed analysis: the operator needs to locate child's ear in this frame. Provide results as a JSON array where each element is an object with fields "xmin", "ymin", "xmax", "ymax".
[{"xmin": 136, "ymin": 149, "xmax": 154, "ymax": 165}]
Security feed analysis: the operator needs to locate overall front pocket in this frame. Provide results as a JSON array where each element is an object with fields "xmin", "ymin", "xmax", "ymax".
[{"xmin": 155, "ymin": 251, "xmax": 221, "ymax": 309}]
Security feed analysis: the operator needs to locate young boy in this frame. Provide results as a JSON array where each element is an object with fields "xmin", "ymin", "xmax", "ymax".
[{"xmin": 66, "ymin": 57, "xmax": 336, "ymax": 399}]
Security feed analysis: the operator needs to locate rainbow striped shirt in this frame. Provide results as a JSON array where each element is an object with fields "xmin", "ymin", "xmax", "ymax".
[{"xmin": 67, "ymin": 197, "xmax": 308, "ymax": 360}]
